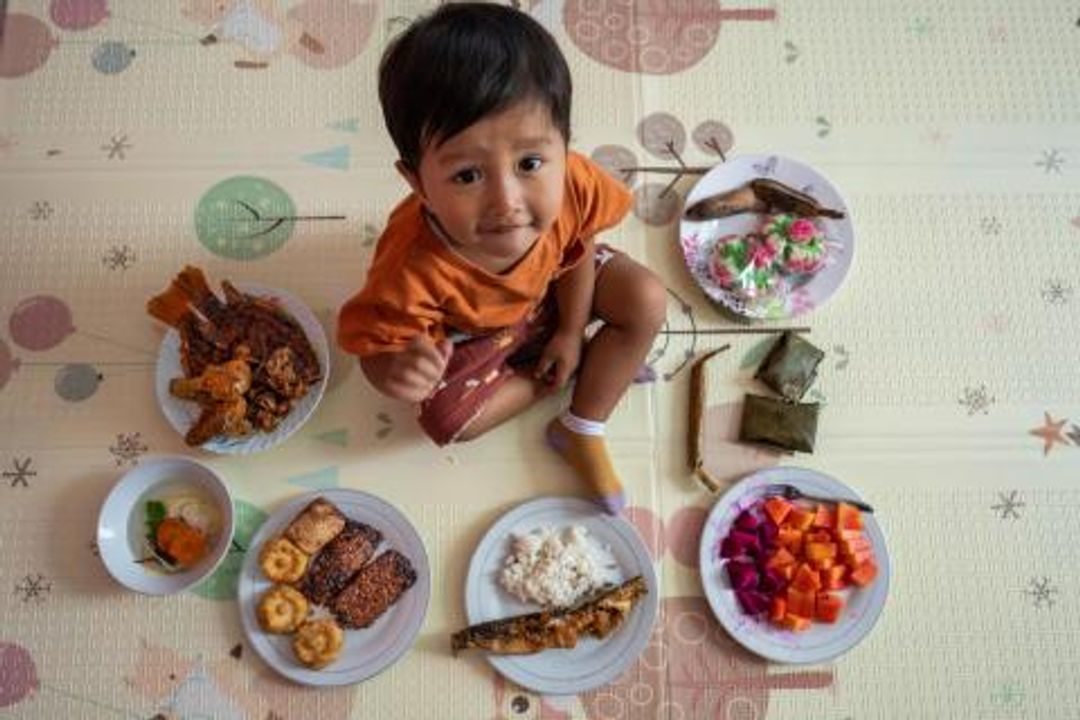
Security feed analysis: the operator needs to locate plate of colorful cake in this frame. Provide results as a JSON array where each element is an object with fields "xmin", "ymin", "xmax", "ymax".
[{"xmin": 679, "ymin": 154, "xmax": 855, "ymax": 320}]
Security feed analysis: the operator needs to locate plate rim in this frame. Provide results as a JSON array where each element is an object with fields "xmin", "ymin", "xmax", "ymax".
[
  {"xmin": 697, "ymin": 467, "xmax": 890, "ymax": 664},
  {"xmin": 236, "ymin": 488, "xmax": 431, "ymax": 686},
  {"xmin": 679, "ymin": 153, "xmax": 856, "ymax": 320},
  {"xmin": 153, "ymin": 281, "xmax": 330, "ymax": 455},
  {"xmin": 463, "ymin": 495, "xmax": 660, "ymax": 695},
  {"xmin": 95, "ymin": 454, "xmax": 235, "ymax": 596}
]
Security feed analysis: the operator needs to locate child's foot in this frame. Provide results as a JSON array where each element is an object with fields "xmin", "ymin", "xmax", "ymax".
[{"xmin": 545, "ymin": 413, "xmax": 626, "ymax": 515}]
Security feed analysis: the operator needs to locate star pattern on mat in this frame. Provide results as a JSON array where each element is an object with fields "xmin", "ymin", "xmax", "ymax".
[
  {"xmin": 102, "ymin": 244, "xmax": 136, "ymax": 271},
  {"xmin": 1029, "ymin": 413, "xmax": 1069, "ymax": 455},
  {"xmin": 959, "ymin": 384, "xmax": 994, "ymax": 415},
  {"xmin": 1035, "ymin": 149, "xmax": 1064, "ymax": 174},
  {"xmin": 109, "ymin": 432, "xmax": 148, "ymax": 465},
  {"xmin": 991, "ymin": 491, "xmax": 1024, "ymax": 520},
  {"xmin": 1041, "ymin": 279, "xmax": 1073, "ymax": 305},
  {"xmin": 4, "ymin": 457, "xmax": 36, "ymax": 488},
  {"xmin": 1025, "ymin": 577, "xmax": 1058, "ymax": 609},
  {"xmin": 101, "ymin": 134, "xmax": 132, "ymax": 160},
  {"xmin": 14, "ymin": 573, "xmax": 52, "ymax": 603}
]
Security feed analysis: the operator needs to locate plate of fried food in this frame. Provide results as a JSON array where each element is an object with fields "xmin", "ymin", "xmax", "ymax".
[
  {"xmin": 148, "ymin": 266, "xmax": 329, "ymax": 454},
  {"xmin": 238, "ymin": 490, "xmax": 430, "ymax": 686},
  {"xmin": 680, "ymin": 154, "xmax": 855, "ymax": 320},
  {"xmin": 453, "ymin": 496, "xmax": 658, "ymax": 695}
]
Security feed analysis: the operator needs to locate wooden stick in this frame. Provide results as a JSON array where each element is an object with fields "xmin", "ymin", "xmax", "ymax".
[
  {"xmin": 688, "ymin": 345, "xmax": 730, "ymax": 492},
  {"xmin": 621, "ymin": 166, "xmax": 713, "ymax": 174}
]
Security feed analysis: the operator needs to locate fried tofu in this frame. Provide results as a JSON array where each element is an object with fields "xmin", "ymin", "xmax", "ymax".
[{"xmin": 284, "ymin": 498, "xmax": 346, "ymax": 555}]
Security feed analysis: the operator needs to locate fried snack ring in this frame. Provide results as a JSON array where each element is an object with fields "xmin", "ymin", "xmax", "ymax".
[
  {"xmin": 259, "ymin": 536, "xmax": 309, "ymax": 583},
  {"xmin": 292, "ymin": 618, "xmax": 345, "ymax": 669},
  {"xmin": 257, "ymin": 585, "xmax": 310, "ymax": 634}
]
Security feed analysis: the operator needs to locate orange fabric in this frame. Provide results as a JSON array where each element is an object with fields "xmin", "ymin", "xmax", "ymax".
[{"xmin": 337, "ymin": 152, "xmax": 632, "ymax": 357}]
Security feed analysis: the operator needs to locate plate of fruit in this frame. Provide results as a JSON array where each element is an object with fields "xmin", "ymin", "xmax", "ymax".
[{"xmin": 698, "ymin": 467, "xmax": 889, "ymax": 664}]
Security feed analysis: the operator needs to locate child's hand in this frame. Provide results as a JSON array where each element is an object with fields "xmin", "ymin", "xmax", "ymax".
[
  {"xmin": 379, "ymin": 335, "xmax": 454, "ymax": 403},
  {"xmin": 535, "ymin": 330, "xmax": 582, "ymax": 390}
]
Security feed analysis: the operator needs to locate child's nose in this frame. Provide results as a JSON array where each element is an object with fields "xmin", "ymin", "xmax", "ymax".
[{"xmin": 488, "ymin": 174, "xmax": 523, "ymax": 214}]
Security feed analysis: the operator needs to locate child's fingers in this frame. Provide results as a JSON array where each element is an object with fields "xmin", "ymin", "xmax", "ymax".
[
  {"xmin": 551, "ymin": 358, "xmax": 573, "ymax": 389},
  {"xmin": 534, "ymin": 353, "xmax": 555, "ymax": 383}
]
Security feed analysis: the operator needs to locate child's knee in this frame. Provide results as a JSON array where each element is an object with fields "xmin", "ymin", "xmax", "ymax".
[{"xmin": 631, "ymin": 271, "xmax": 668, "ymax": 334}]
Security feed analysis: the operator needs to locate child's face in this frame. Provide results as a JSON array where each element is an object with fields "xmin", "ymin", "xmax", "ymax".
[{"xmin": 400, "ymin": 101, "xmax": 567, "ymax": 260}]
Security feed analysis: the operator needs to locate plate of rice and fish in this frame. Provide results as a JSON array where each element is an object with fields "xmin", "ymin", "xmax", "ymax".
[
  {"xmin": 237, "ymin": 490, "xmax": 430, "ymax": 686},
  {"xmin": 454, "ymin": 496, "xmax": 658, "ymax": 695},
  {"xmin": 147, "ymin": 266, "xmax": 329, "ymax": 454}
]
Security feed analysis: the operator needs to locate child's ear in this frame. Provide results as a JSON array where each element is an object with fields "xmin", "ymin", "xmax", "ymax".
[{"xmin": 395, "ymin": 160, "xmax": 424, "ymax": 198}]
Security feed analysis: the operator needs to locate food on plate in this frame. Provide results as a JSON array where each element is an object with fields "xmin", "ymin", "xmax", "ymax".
[
  {"xmin": 754, "ymin": 331, "xmax": 824, "ymax": 402},
  {"xmin": 705, "ymin": 212, "xmax": 833, "ymax": 306},
  {"xmin": 331, "ymin": 550, "xmax": 418, "ymax": 629},
  {"xmin": 147, "ymin": 265, "xmax": 322, "ymax": 446},
  {"xmin": 292, "ymin": 618, "xmax": 345, "ymax": 669},
  {"xmin": 141, "ymin": 492, "xmax": 219, "ymax": 572},
  {"xmin": 684, "ymin": 178, "xmax": 845, "ymax": 222},
  {"xmin": 739, "ymin": 394, "xmax": 820, "ymax": 454},
  {"xmin": 258, "ymin": 536, "xmax": 310, "ymax": 584},
  {"xmin": 499, "ymin": 525, "xmax": 620, "ymax": 608},
  {"xmin": 284, "ymin": 498, "xmax": 347, "ymax": 555},
  {"xmin": 257, "ymin": 584, "xmax": 310, "ymax": 634},
  {"xmin": 451, "ymin": 575, "xmax": 647, "ymax": 655},
  {"xmin": 299, "ymin": 520, "xmax": 382, "ymax": 605},
  {"xmin": 718, "ymin": 494, "xmax": 878, "ymax": 631}
]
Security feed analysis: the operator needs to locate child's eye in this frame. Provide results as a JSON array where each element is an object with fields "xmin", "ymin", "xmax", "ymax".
[
  {"xmin": 452, "ymin": 168, "xmax": 481, "ymax": 185},
  {"xmin": 519, "ymin": 156, "xmax": 543, "ymax": 173}
]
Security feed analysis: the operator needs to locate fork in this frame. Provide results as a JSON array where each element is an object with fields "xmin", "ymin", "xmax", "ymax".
[{"xmin": 766, "ymin": 484, "xmax": 874, "ymax": 514}]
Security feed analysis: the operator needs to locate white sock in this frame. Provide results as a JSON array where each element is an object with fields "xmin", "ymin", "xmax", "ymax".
[{"xmin": 559, "ymin": 409, "xmax": 605, "ymax": 437}]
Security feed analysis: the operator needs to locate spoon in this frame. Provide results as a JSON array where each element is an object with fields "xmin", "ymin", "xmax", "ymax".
[{"xmin": 766, "ymin": 484, "xmax": 874, "ymax": 514}]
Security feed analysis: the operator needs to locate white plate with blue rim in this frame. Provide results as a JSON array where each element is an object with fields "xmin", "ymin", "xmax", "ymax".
[
  {"xmin": 679, "ymin": 154, "xmax": 855, "ymax": 320},
  {"xmin": 237, "ymin": 489, "xmax": 431, "ymax": 686},
  {"xmin": 154, "ymin": 283, "xmax": 329, "ymax": 454},
  {"xmin": 464, "ymin": 496, "xmax": 659, "ymax": 694},
  {"xmin": 698, "ymin": 467, "xmax": 889, "ymax": 664}
]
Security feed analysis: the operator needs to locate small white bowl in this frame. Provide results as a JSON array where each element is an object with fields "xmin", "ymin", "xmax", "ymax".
[{"xmin": 97, "ymin": 456, "xmax": 235, "ymax": 595}]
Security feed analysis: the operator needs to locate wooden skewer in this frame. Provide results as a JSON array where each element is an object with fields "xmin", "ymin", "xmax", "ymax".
[
  {"xmin": 620, "ymin": 166, "xmax": 713, "ymax": 175},
  {"xmin": 661, "ymin": 326, "xmax": 810, "ymax": 336},
  {"xmin": 688, "ymin": 345, "xmax": 730, "ymax": 492}
]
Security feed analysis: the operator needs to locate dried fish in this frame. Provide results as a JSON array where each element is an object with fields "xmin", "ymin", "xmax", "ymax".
[{"xmin": 683, "ymin": 178, "xmax": 845, "ymax": 221}]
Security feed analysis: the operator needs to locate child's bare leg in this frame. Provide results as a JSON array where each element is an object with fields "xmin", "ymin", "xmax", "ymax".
[
  {"xmin": 547, "ymin": 255, "xmax": 666, "ymax": 513},
  {"xmin": 454, "ymin": 373, "xmax": 552, "ymax": 442}
]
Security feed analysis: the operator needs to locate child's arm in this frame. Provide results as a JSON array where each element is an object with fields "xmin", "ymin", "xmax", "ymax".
[
  {"xmin": 536, "ymin": 238, "xmax": 596, "ymax": 388},
  {"xmin": 360, "ymin": 335, "xmax": 454, "ymax": 403}
]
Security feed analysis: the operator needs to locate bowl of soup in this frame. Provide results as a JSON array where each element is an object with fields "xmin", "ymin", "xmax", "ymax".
[{"xmin": 97, "ymin": 456, "xmax": 234, "ymax": 595}]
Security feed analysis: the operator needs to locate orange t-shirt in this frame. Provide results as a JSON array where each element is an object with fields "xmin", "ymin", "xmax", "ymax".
[{"xmin": 337, "ymin": 152, "xmax": 632, "ymax": 357}]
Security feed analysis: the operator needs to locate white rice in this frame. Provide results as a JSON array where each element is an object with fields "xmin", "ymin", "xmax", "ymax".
[{"xmin": 499, "ymin": 525, "xmax": 620, "ymax": 608}]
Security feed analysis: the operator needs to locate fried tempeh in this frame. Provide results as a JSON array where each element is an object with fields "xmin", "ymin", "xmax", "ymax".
[
  {"xmin": 299, "ymin": 520, "xmax": 382, "ymax": 606},
  {"xmin": 284, "ymin": 498, "xmax": 347, "ymax": 555},
  {"xmin": 451, "ymin": 576, "xmax": 648, "ymax": 655},
  {"xmin": 331, "ymin": 550, "xmax": 417, "ymax": 629}
]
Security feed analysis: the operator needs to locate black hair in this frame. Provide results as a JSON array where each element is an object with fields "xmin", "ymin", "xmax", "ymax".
[{"xmin": 378, "ymin": 3, "xmax": 572, "ymax": 170}]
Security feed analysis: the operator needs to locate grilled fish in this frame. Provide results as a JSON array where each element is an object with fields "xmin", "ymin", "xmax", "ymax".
[
  {"xmin": 683, "ymin": 178, "xmax": 845, "ymax": 221},
  {"xmin": 451, "ymin": 575, "xmax": 648, "ymax": 656}
]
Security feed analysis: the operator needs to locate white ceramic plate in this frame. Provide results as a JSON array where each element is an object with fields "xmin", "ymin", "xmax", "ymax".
[
  {"xmin": 155, "ymin": 283, "xmax": 329, "ymax": 454},
  {"xmin": 679, "ymin": 154, "xmax": 855, "ymax": 320},
  {"xmin": 237, "ymin": 489, "xmax": 431, "ymax": 686},
  {"xmin": 699, "ymin": 467, "xmax": 889, "ymax": 664},
  {"xmin": 464, "ymin": 496, "xmax": 659, "ymax": 695},
  {"xmin": 97, "ymin": 456, "xmax": 235, "ymax": 595}
]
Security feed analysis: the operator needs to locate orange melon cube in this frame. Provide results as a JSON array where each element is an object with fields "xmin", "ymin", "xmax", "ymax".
[
  {"xmin": 822, "ymin": 564, "xmax": 848, "ymax": 590},
  {"xmin": 765, "ymin": 547, "xmax": 797, "ymax": 569},
  {"xmin": 779, "ymin": 613, "xmax": 811, "ymax": 632},
  {"xmin": 805, "ymin": 542, "xmax": 837, "ymax": 562},
  {"xmin": 843, "ymin": 549, "xmax": 874, "ymax": 568},
  {"xmin": 805, "ymin": 530, "xmax": 832, "ymax": 544},
  {"xmin": 769, "ymin": 595, "xmax": 787, "ymax": 623},
  {"xmin": 815, "ymin": 592, "xmax": 845, "ymax": 623},
  {"xmin": 811, "ymin": 557, "xmax": 835, "ymax": 571},
  {"xmin": 840, "ymin": 537, "xmax": 872, "ymax": 556},
  {"xmin": 763, "ymin": 496, "xmax": 793, "ymax": 526},
  {"xmin": 787, "ymin": 508, "xmax": 816, "ymax": 531},
  {"xmin": 777, "ymin": 528, "xmax": 804, "ymax": 553},
  {"xmin": 836, "ymin": 502, "xmax": 863, "ymax": 531},
  {"xmin": 786, "ymin": 588, "xmax": 816, "ymax": 618},
  {"xmin": 791, "ymin": 563, "xmax": 822, "ymax": 593},
  {"xmin": 812, "ymin": 505, "xmax": 836, "ymax": 528},
  {"xmin": 849, "ymin": 560, "xmax": 878, "ymax": 587}
]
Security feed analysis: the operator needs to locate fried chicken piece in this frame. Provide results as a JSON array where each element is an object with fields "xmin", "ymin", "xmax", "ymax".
[
  {"xmin": 170, "ymin": 346, "xmax": 252, "ymax": 402},
  {"xmin": 262, "ymin": 346, "xmax": 308, "ymax": 400},
  {"xmin": 184, "ymin": 395, "xmax": 251, "ymax": 446},
  {"xmin": 331, "ymin": 550, "xmax": 417, "ymax": 629},
  {"xmin": 299, "ymin": 521, "xmax": 382, "ymax": 605},
  {"xmin": 284, "ymin": 498, "xmax": 347, "ymax": 555}
]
